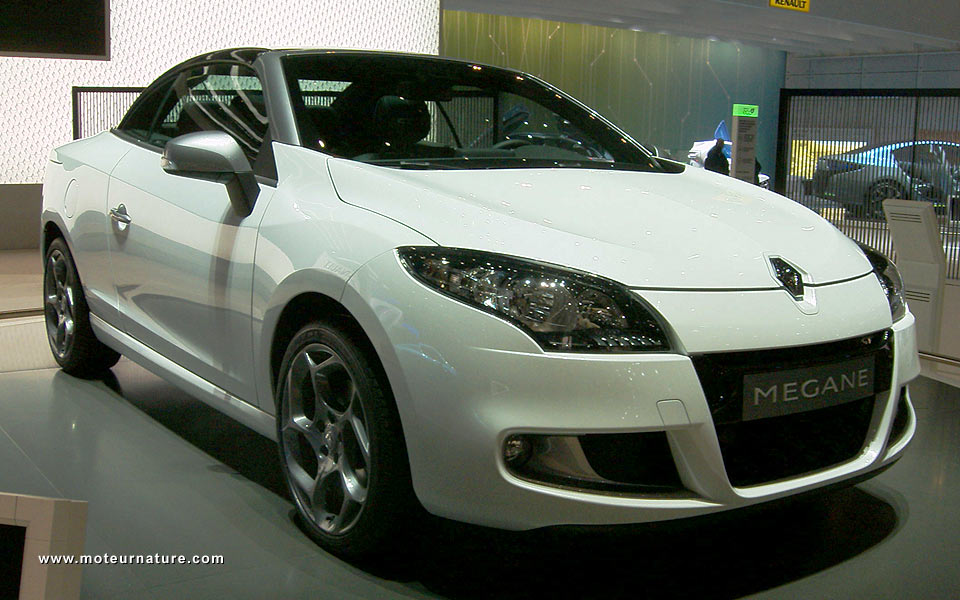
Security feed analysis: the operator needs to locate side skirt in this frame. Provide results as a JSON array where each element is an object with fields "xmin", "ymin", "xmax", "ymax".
[{"xmin": 90, "ymin": 314, "xmax": 278, "ymax": 441}]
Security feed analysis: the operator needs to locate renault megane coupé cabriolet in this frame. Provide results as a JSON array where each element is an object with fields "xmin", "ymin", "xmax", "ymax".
[{"xmin": 42, "ymin": 48, "xmax": 920, "ymax": 558}]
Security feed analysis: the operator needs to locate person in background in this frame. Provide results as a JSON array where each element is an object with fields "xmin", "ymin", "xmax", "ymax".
[{"xmin": 705, "ymin": 138, "xmax": 729, "ymax": 175}]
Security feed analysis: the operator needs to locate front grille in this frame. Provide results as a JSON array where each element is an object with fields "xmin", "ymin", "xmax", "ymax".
[
  {"xmin": 691, "ymin": 330, "xmax": 894, "ymax": 487},
  {"xmin": 715, "ymin": 396, "xmax": 875, "ymax": 487}
]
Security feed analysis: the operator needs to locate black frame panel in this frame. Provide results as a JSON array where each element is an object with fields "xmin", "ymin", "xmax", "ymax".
[{"xmin": 0, "ymin": 0, "xmax": 110, "ymax": 60}]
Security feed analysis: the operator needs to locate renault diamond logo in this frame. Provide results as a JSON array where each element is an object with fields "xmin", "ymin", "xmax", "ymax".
[{"xmin": 770, "ymin": 257, "xmax": 804, "ymax": 300}]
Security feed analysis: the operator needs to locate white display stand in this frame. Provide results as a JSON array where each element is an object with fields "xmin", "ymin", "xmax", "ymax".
[
  {"xmin": 730, "ymin": 104, "xmax": 758, "ymax": 183},
  {"xmin": 883, "ymin": 199, "xmax": 946, "ymax": 353},
  {"xmin": 0, "ymin": 493, "xmax": 87, "ymax": 600}
]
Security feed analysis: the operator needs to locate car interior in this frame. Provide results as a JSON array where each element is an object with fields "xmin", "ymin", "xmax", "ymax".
[{"xmin": 291, "ymin": 77, "xmax": 613, "ymax": 164}]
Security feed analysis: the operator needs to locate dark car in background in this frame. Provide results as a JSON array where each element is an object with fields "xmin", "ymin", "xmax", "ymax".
[{"xmin": 812, "ymin": 140, "xmax": 960, "ymax": 218}]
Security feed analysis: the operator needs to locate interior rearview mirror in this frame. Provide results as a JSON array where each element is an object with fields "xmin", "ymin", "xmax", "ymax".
[{"xmin": 161, "ymin": 131, "xmax": 259, "ymax": 217}]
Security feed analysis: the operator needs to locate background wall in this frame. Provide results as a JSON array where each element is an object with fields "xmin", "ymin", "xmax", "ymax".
[
  {"xmin": 441, "ymin": 10, "xmax": 786, "ymax": 177},
  {"xmin": 0, "ymin": 0, "xmax": 439, "ymax": 249},
  {"xmin": 782, "ymin": 51, "xmax": 960, "ymax": 362},
  {"xmin": 0, "ymin": 0, "xmax": 439, "ymax": 186},
  {"xmin": 786, "ymin": 52, "xmax": 960, "ymax": 89},
  {"xmin": 445, "ymin": 0, "xmax": 960, "ymax": 56}
]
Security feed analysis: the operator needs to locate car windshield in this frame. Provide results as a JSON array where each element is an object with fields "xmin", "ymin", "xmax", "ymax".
[{"xmin": 281, "ymin": 53, "xmax": 665, "ymax": 172}]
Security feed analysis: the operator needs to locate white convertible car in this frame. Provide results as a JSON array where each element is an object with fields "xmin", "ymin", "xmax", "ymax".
[{"xmin": 42, "ymin": 48, "xmax": 919, "ymax": 558}]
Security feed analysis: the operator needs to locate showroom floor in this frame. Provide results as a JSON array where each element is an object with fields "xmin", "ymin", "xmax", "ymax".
[{"xmin": 0, "ymin": 360, "xmax": 957, "ymax": 599}]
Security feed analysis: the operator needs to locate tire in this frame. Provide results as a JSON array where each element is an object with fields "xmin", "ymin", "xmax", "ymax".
[
  {"xmin": 275, "ymin": 320, "xmax": 418, "ymax": 560},
  {"xmin": 43, "ymin": 237, "xmax": 121, "ymax": 377},
  {"xmin": 864, "ymin": 181, "xmax": 904, "ymax": 219}
]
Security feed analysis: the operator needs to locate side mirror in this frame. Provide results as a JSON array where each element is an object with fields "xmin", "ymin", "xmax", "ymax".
[{"xmin": 161, "ymin": 131, "xmax": 259, "ymax": 217}]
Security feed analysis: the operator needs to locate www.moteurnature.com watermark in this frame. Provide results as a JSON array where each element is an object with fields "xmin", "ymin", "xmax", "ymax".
[{"xmin": 38, "ymin": 554, "xmax": 224, "ymax": 565}]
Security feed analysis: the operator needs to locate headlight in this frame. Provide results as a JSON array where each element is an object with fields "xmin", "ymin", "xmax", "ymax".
[
  {"xmin": 397, "ymin": 247, "xmax": 672, "ymax": 353},
  {"xmin": 857, "ymin": 243, "xmax": 906, "ymax": 322}
]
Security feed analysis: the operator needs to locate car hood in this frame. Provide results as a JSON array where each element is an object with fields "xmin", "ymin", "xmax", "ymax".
[{"xmin": 327, "ymin": 159, "xmax": 873, "ymax": 289}]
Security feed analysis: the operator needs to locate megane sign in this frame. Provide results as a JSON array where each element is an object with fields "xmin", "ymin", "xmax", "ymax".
[
  {"xmin": 769, "ymin": 0, "xmax": 810, "ymax": 12},
  {"xmin": 742, "ymin": 356, "xmax": 875, "ymax": 421}
]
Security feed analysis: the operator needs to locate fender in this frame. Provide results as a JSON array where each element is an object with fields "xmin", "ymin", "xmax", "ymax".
[
  {"xmin": 253, "ymin": 267, "xmax": 352, "ymax": 411},
  {"xmin": 251, "ymin": 145, "xmax": 435, "ymax": 410}
]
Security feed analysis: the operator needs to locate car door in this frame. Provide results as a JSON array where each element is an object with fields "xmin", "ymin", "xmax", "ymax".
[
  {"xmin": 107, "ymin": 63, "xmax": 275, "ymax": 402},
  {"xmin": 927, "ymin": 143, "xmax": 960, "ymax": 200},
  {"xmin": 909, "ymin": 143, "xmax": 947, "ymax": 197}
]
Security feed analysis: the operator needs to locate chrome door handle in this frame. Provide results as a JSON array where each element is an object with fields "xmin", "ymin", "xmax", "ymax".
[{"xmin": 109, "ymin": 204, "xmax": 131, "ymax": 228}]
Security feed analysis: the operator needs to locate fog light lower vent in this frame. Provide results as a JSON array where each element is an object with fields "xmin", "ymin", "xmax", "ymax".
[
  {"xmin": 578, "ymin": 431, "xmax": 684, "ymax": 489},
  {"xmin": 503, "ymin": 432, "xmax": 689, "ymax": 496}
]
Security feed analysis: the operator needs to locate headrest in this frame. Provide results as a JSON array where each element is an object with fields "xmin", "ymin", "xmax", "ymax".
[
  {"xmin": 302, "ymin": 105, "xmax": 342, "ymax": 150},
  {"xmin": 373, "ymin": 96, "xmax": 430, "ymax": 147},
  {"xmin": 229, "ymin": 92, "xmax": 266, "ymax": 118},
  {"xmin": 304, "ymin": 104, "xmax": 337, "ymax": 126},
  {"xmin": 177, "ymin": 99, "xmax": 227, "ymax": 135}
]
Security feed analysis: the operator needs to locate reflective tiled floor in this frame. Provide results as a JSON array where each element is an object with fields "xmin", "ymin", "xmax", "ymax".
[{"xmin": 0, "ymin": 362, "xmax": 957, "ymax": 599}]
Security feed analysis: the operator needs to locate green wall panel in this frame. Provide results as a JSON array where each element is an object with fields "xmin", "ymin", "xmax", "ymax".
[{"xmin": 441, "ymin": 11, "xmax": 786, "ymax": 183}]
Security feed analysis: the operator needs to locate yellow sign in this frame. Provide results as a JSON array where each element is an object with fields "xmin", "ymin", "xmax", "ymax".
[{"xmin": 770, "ymin": 0, "xmax": 809, "ymax": 12}]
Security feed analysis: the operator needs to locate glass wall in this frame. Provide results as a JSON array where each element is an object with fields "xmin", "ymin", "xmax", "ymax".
[
  {"xmin": 441, "ymin": 11, "xmax": 787, "ymax": 185},
  {"xmin": 776, "ymin": 89, "xmax": 960, "ymax": 278}
]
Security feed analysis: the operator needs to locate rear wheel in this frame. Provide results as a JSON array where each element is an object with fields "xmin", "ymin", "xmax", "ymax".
[
  {"xmin": 864, "ymin": 181, "xmax": 903, "ymax": 219},
  {"xmin": 275, "ymin": 321, "xmax": 418, "ymax": 559},
  {"xmin": 43, "ymin": 237, "xmax": 120, "ymax": 377}
]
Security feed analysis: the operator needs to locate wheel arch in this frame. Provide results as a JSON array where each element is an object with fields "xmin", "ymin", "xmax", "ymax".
[
  {"xmin": 40, "ymin": 217, "xmax": 83, "ymax": 282},
  {"xmin": 265, "ymin": 287, "xmax": 419, "ymax": 512},
  {"xmin": 866, "ymin": 177, "xmax": 906, "ymax": 196},
  {"xmin": 41, "ymin": 216, "xmax": 68, "ymax": 256},
  {"xmin": 270, "ymin": 292, "xmax": 346, "ymax": 395},
  {"xmin": 40, "ymin": 216, "xmax": 93, "ymax": 287},
  {"xmin": 266, "ymin": 290, "xmax": 393, "ymax": 414}
]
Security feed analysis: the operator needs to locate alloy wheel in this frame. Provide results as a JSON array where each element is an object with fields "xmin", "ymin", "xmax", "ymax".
[
  {"xmin": 280, "ymin": 343, "xmax": 371, "ymax": 535},
  {"xmin": 43, "ymin": 249, "xmax": 76, "ymax": 359},
  {"xmin": 866, "ymin": 181, "xmax": 902, "ymax": 218}
]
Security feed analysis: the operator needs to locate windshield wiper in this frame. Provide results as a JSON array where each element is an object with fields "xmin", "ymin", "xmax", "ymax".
[
  {"xmin": 364, "ymin": 159, "xmax": 462, "ymax": 170},
  {"xmin": 397, "ymin": 160, "xmax": 462, "ymax": 170},
  {"xmin": 363, "ymin": 156, "xmax": 670, "ymax": 172}
]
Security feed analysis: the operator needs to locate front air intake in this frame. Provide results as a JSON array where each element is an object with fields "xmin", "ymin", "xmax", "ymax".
[{"xmin": 691, "ymin": 331, "xmax": 893, "ymax": 487}]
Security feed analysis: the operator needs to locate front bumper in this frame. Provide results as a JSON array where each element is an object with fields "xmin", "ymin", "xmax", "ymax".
[{"xmin": 342, "ymin": 251, "xmax": 921, "ymax": 530}]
